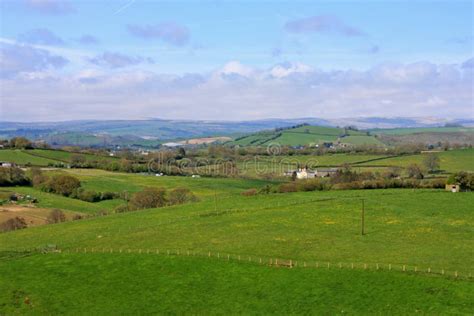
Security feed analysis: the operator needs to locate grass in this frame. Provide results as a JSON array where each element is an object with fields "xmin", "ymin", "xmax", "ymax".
[
  {"xmin": 2, "ymin": 187, "xmax": 119, "ymax": 214},
  {"xmin": 371, "ymin": 127, "xmax": 474, "ymax": 135},
  {"xmin": 1, "ymin": 166, "xmax": 473, "ymax": 314},
  {"xmin": 229, "ymin": 125, "xmax": 382, "ymax": 147},
  {"xmin": 61, "ymin": 169, "xmax": 270, "ymax": 199},
  {"xmin": 0, "ymin": 150, "xmax": 58, "ymax": 166},
  {"xmin": 1, "ymin": 253, "xmax": 472, "ymax": 315},
  {"xmin": 356, "ymin": 148, "xmax": 474, "ymax": 172},
  {"xmin": 1, "ymin": 189, "xmax": 473, "ymax": 273}
]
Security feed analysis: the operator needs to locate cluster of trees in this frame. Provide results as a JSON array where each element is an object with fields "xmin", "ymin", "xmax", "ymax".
[
  {"xmin": 1, "ymin": 137, "xmax": 33, "ymax": 149},
  {"xmin": 447, "ymin": 172, "xmax": 474, "ymax": 191},
  {"xmin": 0, "ymin": 167, "xmax": 30, "ymax": 186},
  {"xmin": 116, "ymin": 187, "xmax": 198, "ymax": 212},
  {"xmin": 30, "ymin": 169, "xmax": 117, "ymax": 203}
]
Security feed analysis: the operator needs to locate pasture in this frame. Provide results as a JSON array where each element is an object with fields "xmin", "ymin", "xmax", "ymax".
[{"xmin": 1, "ymin": 253, "xmax": 472, "ymax": 314}]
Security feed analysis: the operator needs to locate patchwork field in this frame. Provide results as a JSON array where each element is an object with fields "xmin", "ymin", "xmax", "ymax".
[
  {"xmin": 229, "ymin": 125, "xmax": 383, "ymax": 147},
  {"xmin": 1, "ymin": 148, "xmax": 473, "ymax": 314}
]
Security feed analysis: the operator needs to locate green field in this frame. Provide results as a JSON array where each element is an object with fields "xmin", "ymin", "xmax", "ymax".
[
  {"xmin": 0, "ymin": 150, "xmax": 59, "ymax": 166},
  {"xmin": 1, "ymin": 185, "xmax": 473, "ymax": 313},
  {"xmin": 371, "ymin": 127, "xmax": 474, "ymax": 135},
  {"xmin": 356, "ymin": 148, "xmax": 474, "ymax": 172},
  {"xmin": 230, "ymin": 125, "xmax": 383, "ymax": 147},
  {"xmin": 0, "ymin": 149, "xmax": 118, "ymax": 167},
  {"xmin": 1, "ymin": 253, "xmax": 472, "ymax": 314},
  {"xmin": 1, "ymin": 148, "xmax": 473, "ymax": 313}
]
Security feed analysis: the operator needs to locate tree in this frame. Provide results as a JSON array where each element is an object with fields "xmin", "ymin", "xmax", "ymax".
[
  {"xmin": 45, "ymin": 175, "xmax": 81, "ymax": 196},
  {"xmin": 168, "ymin": 187, "xmax": 198, "ymax": 205},
  {"xmin": 70, "ymin": 154, "xmax": 86, "ymax": 166},
  {"xmin": 0, "ymin": 167, "xmax": 30, "ymax": 186},
  {"xmin": 30, "ymin": 168, "xmax": 48, "ymax": 187},
  {"xmin": 407, "ymin": 164, "xmax": 424, "ymax": 179},
  {"xmin": 0, "ymin": 217, "xmax": 27, "ymax": 232},
  {"xmin": 130, "ymin": 187, "xmax": 167, "ymax": 210},
  {"xmin": 47, "ymin": 209, "xmax": 66, "ymax": 223},
  {"xmin": 447, "ymin": 172, "xmax": 474, "ymax": 191},
  {"xmin": 10, "ymin": 137, "xmax": 32, "ymax": 149},
  {"xmin": 423, "ymin": 154, "xmax": 440, "ymax": 173}
]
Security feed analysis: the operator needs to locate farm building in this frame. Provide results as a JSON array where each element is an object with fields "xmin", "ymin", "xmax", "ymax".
[
  {"xmin": 0, "ymin": 161, "xmax": 15, "ymax": 168},
  {"xmin": 284, "ymin": 168, "xmax": 338, "ymax": 179},
  {"xmin": 445, "ymin": 184, "xmax": 460, "ymax": 192}
]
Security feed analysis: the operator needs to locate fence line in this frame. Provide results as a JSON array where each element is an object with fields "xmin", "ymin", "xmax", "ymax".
[{"xmin": 8, "ymin": 247, "xmax": 470, "ymax": 280}]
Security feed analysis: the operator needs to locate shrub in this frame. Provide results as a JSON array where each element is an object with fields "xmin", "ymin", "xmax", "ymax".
[
  {"xmin": 241, "ymin": 188, "xmax": 258, "ymax": 196},
  {"xmin": 0, "ymin": 217, "xmax": 27, "ymax": 232},
  {"xmin": 130, "ymin": 187, "xmax": 167, "ymax": 210},
  {"xmin": 72, "ymin": 214, "xmax": 84, "ymax": 221},
  {"xmin": 168, "ymin": 187, "xmax": 198, "ymax": 205},
  {"xmin": 447, "ymin": 172, "xmax": 473, "ymax": 191},
  {"xmin": 114, "ymin": 204, "xmax": 130, "ymax": 213},
  {"xmin": 47, "ymin": 209, "xmax": 66, "ymax": 224},
  {"xmin": 278, "ymin": 182, "xmax": 298, "ymax": 193},
  {"xmin": 0, "ymin": 167, "xmax": 30, "ymax": 186},
  {"xmin": 407, "ymin": 164, "xmax": 424, "ymax": 179},
  {"xmin": 44, "ymin": 175, "xmax": 81, "ymax": 196},
  {"xmin": 30, "ymin": 168, "xmax": 48, "ymax": 188}
]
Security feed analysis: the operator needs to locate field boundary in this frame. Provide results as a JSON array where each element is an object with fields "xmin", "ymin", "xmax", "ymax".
[{"xmin": 3, "ymin": 248, "xmax": 471, "ymax": 281}]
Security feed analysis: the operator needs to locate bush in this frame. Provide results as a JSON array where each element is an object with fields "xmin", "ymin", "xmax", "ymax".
[
  {"xmin": 130, "ymin": 187, "xmax": 167, "ymax": 210},
  {"xmin": 447, "ymin": 172, "xmax": 474, "ymax": 191},
  {"xmin": 0, "ymin": 167, "xmax": 30, "ymax": 186},
  {"xmin": 168, "ymin": 187, "xmax": 198, "ymax": 205},
  {"xmin": 0, "ymin": 217, "xmax": 27, "ymax": 232},
  {"xmin": 30, "ymin": 168, "xmax": 48, "ymax": 188},
  {"xmin": 407, "ymin": 164, "xmax": 424, "ymax": 179},
  {"xmin": 47, "ymin": 209, "xmax": 66, "ymax": 224},
  {"xmin": 241, "ymin": 188, "xmax": 258, "ymax": 196},
  {"xmin": 72, "ymin": 214, "xmax": 84, "ymax": 221},
  {"xmin": 114, "ymin": 204, "xmax": 130, "ymax": 213},
  {"xmin": 44, "ymin": 175, "xmax": 81, "ymax": 196},
  {"xmin": 278, "ymin": 182, "xmax": 299, "ymax": 193}
]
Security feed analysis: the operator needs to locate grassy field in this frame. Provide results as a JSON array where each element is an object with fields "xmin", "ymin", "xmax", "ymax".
[
  {"xmin": 355, "ymin": 148, "xmax": 474, "ymax": 172},
  {"xmin": 229, "ymin": 125, "xmax": 383, "ymax": 147},
  {"xmin": 1, "ymin": 151, "xmax": 473, "ymax": 313},
  {"xmin": 1, "ymin": 253, "xmax": 472, "ymax": 314},
  {"xmin": 0, "ymin": 149, "xmax": 118, "ymax": 166},
  {"xmin": 371, "ymin": 127, "xmax": 474, "ymax": 135},
  {"xmin": 0, "ymin": 150, "xmax": 59, "ymax": 166},
  {"xmin": 1, "ymin": 189, "xmax": 473, "ymax": 272}
]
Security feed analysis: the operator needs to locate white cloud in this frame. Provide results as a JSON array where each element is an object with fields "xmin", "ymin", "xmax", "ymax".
[{"xmin": 0, "ymin": 58, "xmax": 473, "ymax": 121}]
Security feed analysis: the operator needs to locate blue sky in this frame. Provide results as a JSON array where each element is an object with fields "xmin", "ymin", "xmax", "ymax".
[{"xmin": 0, "ymin": 0, "xmax": 473, "ymax": 121}]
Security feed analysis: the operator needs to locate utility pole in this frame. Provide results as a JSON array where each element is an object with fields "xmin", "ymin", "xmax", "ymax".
[
  {"xmin": 214, "ymin": 190, "xmax": 218, "ymax": 213},
  {"xmin": 361, "ymin": 199, "xmax": 365, "ymax": 236}
]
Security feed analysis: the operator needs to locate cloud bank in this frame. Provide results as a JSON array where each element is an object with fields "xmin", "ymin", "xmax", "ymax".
[{"xmin": 1, "ymin": 54, "xmax": 472, "ymax": 121}]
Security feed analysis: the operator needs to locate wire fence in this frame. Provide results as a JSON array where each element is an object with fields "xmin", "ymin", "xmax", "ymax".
[{"xmin": 5, "ymin": 247, "xmax": 470, "ymax": 281}]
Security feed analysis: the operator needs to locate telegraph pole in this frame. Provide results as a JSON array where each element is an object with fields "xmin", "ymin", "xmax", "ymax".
[{"xmin": 361, "ymin": 199, "xmax": 365, "ymax": 235}]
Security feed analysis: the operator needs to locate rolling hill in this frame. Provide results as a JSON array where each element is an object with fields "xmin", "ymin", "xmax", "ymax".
[{"xmin": 229, "ymin": 125, "xmax": 384, "ymax": 147}]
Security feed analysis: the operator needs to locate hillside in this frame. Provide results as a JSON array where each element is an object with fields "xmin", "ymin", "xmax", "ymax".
[
  {"xmin": 229, "ymin": 125, "xmax": 383, "ymax": 147},
  {"xmin": 1, "ymin": 185, "xmax": 473, "ymax": 313}
]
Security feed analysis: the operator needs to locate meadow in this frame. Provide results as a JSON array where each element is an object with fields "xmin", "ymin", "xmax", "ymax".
[
  {"xmin": 1, "ymin": 148, "xmax": 473, "ymax": 314},
  {"xmin": 1, "ymin": 253, "xmax": 472, "ymax": 314},
  {"xmin": 229, "ymin": 125, "xmax": 382, "ymax": 146}
]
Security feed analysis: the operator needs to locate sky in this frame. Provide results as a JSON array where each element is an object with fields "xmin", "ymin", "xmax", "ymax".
[{"xmin": 0, "ymin": 0, "xmax": 473, "ymax": 122}]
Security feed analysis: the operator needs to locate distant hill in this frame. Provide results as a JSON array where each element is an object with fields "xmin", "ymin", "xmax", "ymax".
[
  {"xmin": 1, "ymin": 117, "xmax": 473, "ymax": 148},
  {"xmin": 228, "ymin": 125, "xmax": 383, "ymax": 147}
]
